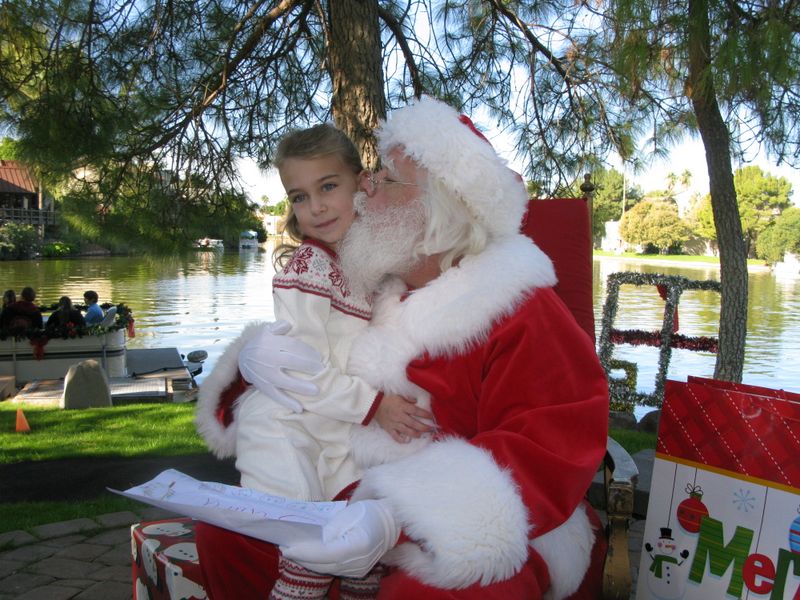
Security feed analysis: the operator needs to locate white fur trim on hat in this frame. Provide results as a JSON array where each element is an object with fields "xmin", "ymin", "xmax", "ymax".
[
  {"xmin": 377, "ymin": 96, "xmax": 528, "ymax": 237},
  {"xmin": 351, "ymin": 437, "xmax": 531, "ymax": 589},
  {"xmin": 195, "ymin": 321, "xmax": 264, "ymax": 458}
]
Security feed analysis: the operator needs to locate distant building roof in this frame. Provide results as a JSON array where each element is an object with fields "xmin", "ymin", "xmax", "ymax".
[{"xmin": 0, "ymin": 160, "xmax": 37, "ymax": 195}]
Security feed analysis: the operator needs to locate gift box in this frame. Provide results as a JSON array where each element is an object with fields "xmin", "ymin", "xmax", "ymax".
[
  {"xmin": 637, "ymin": 378, "xmax": 800, "ymax": 599},
  {"xmin": 131, "ymin": 518, "xmax": 206, "ymax": 600}
]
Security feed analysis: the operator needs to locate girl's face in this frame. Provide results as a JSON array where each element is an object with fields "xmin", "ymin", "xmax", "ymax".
[{"xmin": 279, "ymin": 154, "xmax": 359, "ymax": 250}]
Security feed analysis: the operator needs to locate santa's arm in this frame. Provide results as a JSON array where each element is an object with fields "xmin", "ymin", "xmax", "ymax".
[
  {"xmin": 352, "ymin": 291, "xmax": 608, "ymax": 595},
  {"xmin": 351, "ymin": 437, "xmax": 530, "ymax": 589}
]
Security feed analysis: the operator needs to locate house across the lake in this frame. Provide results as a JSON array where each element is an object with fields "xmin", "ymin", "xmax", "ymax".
[{"xmin": 0, "ymin": 160, "xmax": 55, "ymax": 228}]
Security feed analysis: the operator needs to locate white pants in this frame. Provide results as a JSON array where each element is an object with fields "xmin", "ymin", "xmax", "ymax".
[{"xmin": 234, "ymin": 388, "xmax": 361, "ymax": 501}]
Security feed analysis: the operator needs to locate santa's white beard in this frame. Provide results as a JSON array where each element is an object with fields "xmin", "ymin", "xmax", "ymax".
[{"xmin": 339, "ymin": 192, "xmax": 425, "ymax": 295}]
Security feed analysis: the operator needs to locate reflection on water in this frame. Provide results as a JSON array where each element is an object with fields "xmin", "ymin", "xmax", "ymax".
[
  {"xmin": 0, "ymin": 248, "xmax": 798, "ymax": 400},
  {"xmin": 0, "ymin": 247, "xmax": 275, "ymax": 385}
]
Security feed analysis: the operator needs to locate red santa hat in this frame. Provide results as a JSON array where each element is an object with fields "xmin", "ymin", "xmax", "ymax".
[{"xmin": 376, "ymin": 95, "xmax": 529, "ymax": 238}]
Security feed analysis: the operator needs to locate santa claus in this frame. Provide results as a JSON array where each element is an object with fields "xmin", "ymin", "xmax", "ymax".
[{"xmin": 194, "ymin": 96, "xmax": 609, "ymax": 599}]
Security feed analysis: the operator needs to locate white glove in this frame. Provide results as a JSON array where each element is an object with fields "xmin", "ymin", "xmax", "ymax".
[
  {"xmin": 280, "ymin": 499, "xmax": 399, "ymax": 578},
  {"xmin": 238, "ymin": 320, "xmax": 324, "ymax": 413}
]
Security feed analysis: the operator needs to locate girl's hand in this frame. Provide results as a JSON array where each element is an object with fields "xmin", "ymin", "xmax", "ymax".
[{"xmin": 374, "ymin": 394, "xmax": 434, "ymax": 443}]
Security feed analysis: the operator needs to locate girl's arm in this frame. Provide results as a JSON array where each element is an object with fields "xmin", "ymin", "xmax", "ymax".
[{"xmin": 272, "ymin": 284, "xmax": 381, "ymax": 424}]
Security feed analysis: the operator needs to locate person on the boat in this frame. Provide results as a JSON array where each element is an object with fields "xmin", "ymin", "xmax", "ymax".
[
  {"xmin": 194, "ymin": 96, "xmax": 609, "ymax": 600},
  {"xmin": 83, "ymin": 290, "xmax": 104, "ymax": 326},
  {"xmin": 196, "ymin": 123, "xmax": 432, "ymax": 600},
  {"xmin": 0, "ymin": 289, "xmax": 16, "ymax": 330},
  {"xmin": 5, "ymin": 286, "xmax": 43, "ymax": 332},
  {"xmin": 45, "ymin": 296, "xmax": 85, "ymax": 334}
]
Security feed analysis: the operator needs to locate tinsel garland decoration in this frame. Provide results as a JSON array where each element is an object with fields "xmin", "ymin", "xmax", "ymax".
[
  {"xmin": 610, "ymin": 329, "xmax": 719, "ymax": 353},
  {"xmin": 607, "ymin": 358, "xmax": 638, "ymax": 391},
  {"xmin": 607, "ymin": 358, "xmax": 639, "ymax": 412},
  {"xmin": 598, "ymin": 272, "xmax": 722, "ymax": 409},
  {"xmin": 608, "ymin": 383, "xmax": 664, "ymax": 408}
]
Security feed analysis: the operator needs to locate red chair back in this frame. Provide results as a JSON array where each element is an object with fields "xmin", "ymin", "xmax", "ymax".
[{"xmin": 521, "ymin": 198, "xmax": 595, "ymax": 342}]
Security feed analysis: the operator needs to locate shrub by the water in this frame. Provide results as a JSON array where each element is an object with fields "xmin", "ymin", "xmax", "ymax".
[{"xmin": 41, "ymin": 241, "xmax": 76, "ymax": 257}]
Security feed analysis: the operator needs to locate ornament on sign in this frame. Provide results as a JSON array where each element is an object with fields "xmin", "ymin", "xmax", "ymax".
[
  {"xmin": 677, "ymin": 483, "xmax": 710, "ymax": 534},
  {"xmin": 790, "ymin": 506, "xmax": 800, "ymax": 554}
]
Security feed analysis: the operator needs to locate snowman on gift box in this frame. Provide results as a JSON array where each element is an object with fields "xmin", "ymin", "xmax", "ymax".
[{"xmin": 645, "ymin": 527, "xmax": 691, "ymax": 599}]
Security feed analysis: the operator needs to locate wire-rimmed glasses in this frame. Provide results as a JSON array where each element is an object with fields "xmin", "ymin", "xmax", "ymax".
[{"xmin": 363, "ymin": 172, "xmax": 419, "ymax": 196}]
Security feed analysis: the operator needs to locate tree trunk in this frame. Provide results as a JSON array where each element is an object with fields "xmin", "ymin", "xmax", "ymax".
[
  {"xmin": 327, "ymin": 0, "xmax": 385, "ymax": 170},
  {"xmin": 687, "ymin": 0, "xmax": 747, "ymax": 382}
]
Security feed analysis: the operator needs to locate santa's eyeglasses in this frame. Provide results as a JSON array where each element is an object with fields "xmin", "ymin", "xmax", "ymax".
[{"xmin": 362, "ymin": 172, "xmax": 419, "ymax": 196}]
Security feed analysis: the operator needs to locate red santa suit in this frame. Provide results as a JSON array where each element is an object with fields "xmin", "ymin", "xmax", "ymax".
[
  {"xmin": 195, "ymin": 96, "xmax": 608, "ymax": 599},
  {"xmin": 194, "ymin": 233, "xmax": 608, "ymax": 600}
]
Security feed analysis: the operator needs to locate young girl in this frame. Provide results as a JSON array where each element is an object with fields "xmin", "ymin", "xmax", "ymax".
[{"xmin": 197, "ymin": 123, "xmax": 432, "ymax": 600}]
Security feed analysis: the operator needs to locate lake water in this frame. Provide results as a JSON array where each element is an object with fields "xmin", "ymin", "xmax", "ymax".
[
  {"xmin": 594, "ymin": 258, "xmax": 800, "ymax": 406},
  {"xmin": 1, "ymin": 245, "xmax": 798, "ymax": 405}
]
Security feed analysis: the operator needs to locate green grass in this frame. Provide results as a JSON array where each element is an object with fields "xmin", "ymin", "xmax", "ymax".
[
  {"xmin": 609, "ymin": 427, "xmax": 657, "ymax": 456},
  {"xmin": 593, "ymin": 250, "xmax": 767, "ymax": 267},
  {"xmin": 0, "ymin": 496, "xmax": 149, "ymax": 538},
  {"xmin": 0, "ymin": 402, "xmax": 206, "ymax": 464},
  {"xmin": 0, "ymin": 402, "xmax": 658, "ymax": 535},
  {"xmin": 1, "ymin": 401, "xmax": 206, "ymax": 535}
]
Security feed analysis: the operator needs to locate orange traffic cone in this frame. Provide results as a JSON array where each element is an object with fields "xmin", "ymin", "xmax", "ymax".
[{"xmin": 15, "ymin": 408, "xmax": 31, "ymax": 433}]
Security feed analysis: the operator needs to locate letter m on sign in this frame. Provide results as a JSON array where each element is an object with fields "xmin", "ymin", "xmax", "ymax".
[{"xmin": 689, "ymin": 516, "xmax": 753, "ymax": 598}]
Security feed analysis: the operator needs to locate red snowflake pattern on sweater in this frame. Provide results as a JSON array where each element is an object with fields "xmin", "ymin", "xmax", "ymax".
[
  {"xmin": 284, "ymin": 246, "xmax": 314, "ymax": 275},
  {"xmin": 328, "ymin": 263, "xmax": 349, "ymax": 298},
  {"xmin": 273, "ymin": 240, "xmax": 371, "ymax": 320}
]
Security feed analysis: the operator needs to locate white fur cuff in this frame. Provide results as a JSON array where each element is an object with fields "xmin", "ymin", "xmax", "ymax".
[
  {"xmin": 352, "ymin": 437, "xmax": 530, "ymax": 589},
  {"xmin": 531, "ymin": 503, "xmax": 596, "ymax": 600},
  {"xmin": 195, "ymin": 322, "xmax": 265, "ymax": 458}
]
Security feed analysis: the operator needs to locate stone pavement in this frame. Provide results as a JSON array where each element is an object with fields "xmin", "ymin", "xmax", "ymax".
[
  {"xmin": 0, "ymin": 506, "xmax": 646, "ymax": 600},
  {"xmin": 0, "ymin": 506, "xmax": 175, "ymax": 600},
  {"xmin": 625, "ymin": 516, "xmax": 646, "ymax": 598}
]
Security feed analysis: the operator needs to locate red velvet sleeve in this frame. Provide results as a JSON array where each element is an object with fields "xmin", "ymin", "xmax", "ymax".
[
  {"xmin": 472, "ymin": 289, "xmax": 608, "ymax": 535},
  {"xmin": 217, "ymin": 371, "xmax": 250, "ymax": 427}
]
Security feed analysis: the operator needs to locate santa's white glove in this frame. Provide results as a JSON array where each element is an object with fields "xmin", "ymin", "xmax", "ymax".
[
  {"xmin": 238, "ymin": 320, "xmax": 324, "ymax": 413},
  {"xmin": 280, "ymin": 499, "xmax": 399, "ymax": 578}
]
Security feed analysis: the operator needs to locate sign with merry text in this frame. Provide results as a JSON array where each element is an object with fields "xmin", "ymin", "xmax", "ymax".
[{"xmin": 637, "ymin": 378, "xmax": 800, "ymax": 600}]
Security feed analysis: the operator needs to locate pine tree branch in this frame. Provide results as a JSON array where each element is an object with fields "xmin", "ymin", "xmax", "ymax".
[
  {"xmin": 142, "ymin": 0, "xmax": 308, "ymax": 154},
  {"xmin": 485, "ymin": 0, "xmax": 570, "ymax": 84},
  {"xmin": 377, "ymin": 6, "xmax": 424, "ymax": 98}
]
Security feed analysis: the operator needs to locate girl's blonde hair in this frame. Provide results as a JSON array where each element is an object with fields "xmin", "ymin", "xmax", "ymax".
[{"xmin": 272, "ymin": 124, "xmax": 363, "ymax": 268}]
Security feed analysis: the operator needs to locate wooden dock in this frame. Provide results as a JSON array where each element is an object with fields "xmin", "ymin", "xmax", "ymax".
[{"xmin": 8, "ymin": 347, "xmax": 197, "ymax": 406}]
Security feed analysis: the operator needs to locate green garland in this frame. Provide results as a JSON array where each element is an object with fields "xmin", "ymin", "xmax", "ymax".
[
  {"xmin": 598, "ymin": 272, "xmax": 722, "ymax": 409},
  {"xmin": 0, "ymin": 302, "xmax": 134, "ymax": 341},
  {"xmin": 607, "ymin": 358, "xmax": 638, "ymax": 411}
]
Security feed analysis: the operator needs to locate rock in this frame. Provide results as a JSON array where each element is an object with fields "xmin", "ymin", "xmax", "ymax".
[
  {"xmin": 61, "ymin": 359, "xmax": 111, "ymax": 409},
  {"xmin": 638, "ymin": 409, "xmax": 661, "ymax": 433},
  {"xmin": 609, "ymin": 410, "xmax": 638, "ymax": 431}
]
